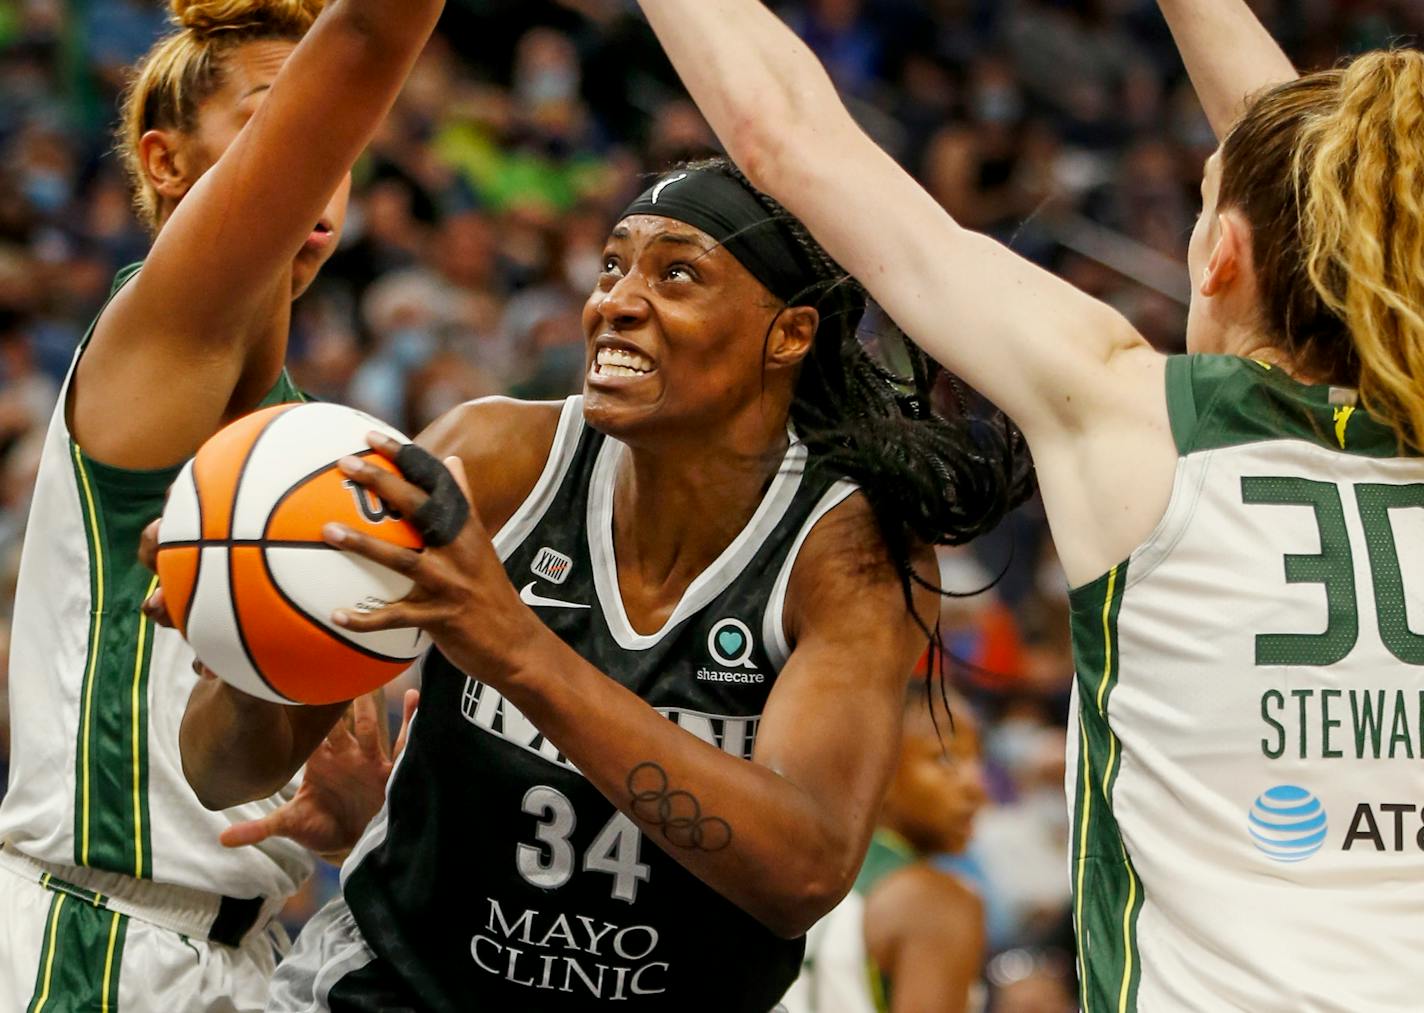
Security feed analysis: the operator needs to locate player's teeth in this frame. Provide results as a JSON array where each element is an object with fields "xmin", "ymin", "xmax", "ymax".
[{"xmin": 596, "ymin": 348, "xmax": 653, "ymax": 373}]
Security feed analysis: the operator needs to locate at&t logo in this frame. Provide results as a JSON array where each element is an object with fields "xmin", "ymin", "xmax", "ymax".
[{"xmin": 1248, "ymin": 785, "xmax": 1328, "ymax": 862}]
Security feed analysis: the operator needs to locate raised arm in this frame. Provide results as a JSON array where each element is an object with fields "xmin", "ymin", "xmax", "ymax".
[
  {"xmin": 1157, "ymin": 0, "xmax": 1297, "ymax": 140},
  {"xmin": 636, "ymin": 1, "xmax": 1192, "ymax": 584},
  {"xmin": 634, "ymin": 0, "xmax": 1148, "ymax": 444},
  {"xmin": 76, "ymin": 0, "xmax": 443, "ymax": 469}
]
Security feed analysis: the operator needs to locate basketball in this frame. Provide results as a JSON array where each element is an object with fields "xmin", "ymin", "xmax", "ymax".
[{"xmin": 155, "ymin": 402, "xmax": 429, "ymax": 706}]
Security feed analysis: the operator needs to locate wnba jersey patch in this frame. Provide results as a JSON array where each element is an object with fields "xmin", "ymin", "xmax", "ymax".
[{"xmin": 531, "ymin": 546, "xmax": 574, "ymax": 584}]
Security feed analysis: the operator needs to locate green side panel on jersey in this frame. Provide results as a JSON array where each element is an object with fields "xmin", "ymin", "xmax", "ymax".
[
  {"xmin": 1165, "ymin": 354, "xmax": 1418, "ymax": 459},
  {"xmin": 867, "ymin": 957, "xmax": 890, "ymax": 1013},
  {"xmin": 66, "ymin": 263, "xmax": 303, "ymax": 878},
  {"xmin": 1068, "ymin": 563, "xmax": 1144, "ymax": 1013},
  {"xmin": 69, "ymin": 446, "xmax": 174, "ymax": 878},
  {"xmin": 26, "ymin": 890, "xmax": 129, "ymax": 1013}
]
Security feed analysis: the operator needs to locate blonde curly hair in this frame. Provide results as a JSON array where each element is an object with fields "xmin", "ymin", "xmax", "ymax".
[
  {"xmin": 1219, "ymin": 51, "xmax": 1424, "ymax": 448},
  {"xmin": 117, "ymin": 0, "xmax": 325, "ymax": 231}
]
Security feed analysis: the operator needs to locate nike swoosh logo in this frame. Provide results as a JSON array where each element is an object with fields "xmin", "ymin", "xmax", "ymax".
[
  {"xmin": 519, "ymin": 582, "xmax": 590, "ymax": 610},
  {"xmin": 651, "ymin": 172, "xmax": 688, "ymax": 204}
]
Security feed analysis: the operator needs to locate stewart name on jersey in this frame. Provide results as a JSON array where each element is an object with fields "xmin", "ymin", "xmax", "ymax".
[{"xmin": 337, "ymin": 397, "xmax": 858, "ymax": 1012}]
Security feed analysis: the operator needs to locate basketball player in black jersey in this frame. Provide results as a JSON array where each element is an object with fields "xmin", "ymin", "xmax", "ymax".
[{"xmin": 172, "ymin": 160, "xmax": 1033, "ymax": 1011}]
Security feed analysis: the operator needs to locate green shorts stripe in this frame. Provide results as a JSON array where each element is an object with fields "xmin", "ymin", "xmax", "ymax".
[{"xmin": 26, "ymin": 885, "xmax": 130, "ymax": 1012}]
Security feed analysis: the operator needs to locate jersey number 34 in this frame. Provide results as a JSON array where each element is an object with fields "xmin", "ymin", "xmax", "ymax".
[{"xmin": 517, "ymin": 786, "xmax": 651, "ymax": 904}]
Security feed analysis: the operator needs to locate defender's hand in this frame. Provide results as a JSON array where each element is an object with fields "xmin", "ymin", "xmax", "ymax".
[
  {"xmin": 139, "ymin": 519, "xmax": 177, "ymax": 629},
  {"xmin": 219, "ymin": 688, "xmax": 419, "ymax": 864}
]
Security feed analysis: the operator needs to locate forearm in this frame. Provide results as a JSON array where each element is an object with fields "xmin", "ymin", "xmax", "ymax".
[
  {"xmin": 1157, "ymin": 0, "xmax": 1295, "ymax": 139},
  {"xmin": 636, "ymin": 0, "xmax": 848, "ymax": 179},
  {"xmin": 180, "ymin": 679, "xmax": 344, "ymax": 810},
  {"xmin": 635, "ymin": 0, "xmax": 1146, "ymax": 437},
  {"xmin": 143, "ymin": 0, "xmax": 445, "ymax": 318},
  {"xmin": 497, "ymin": 639, "xmax": 862, "ymax": 938},
  {"xmin": 330, "ymin": 0, "xmax": 444, "ymax": 66}
]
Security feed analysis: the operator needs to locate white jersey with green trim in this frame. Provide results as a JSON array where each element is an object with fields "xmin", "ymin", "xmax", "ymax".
[
  {"xmin": 1068, "ymin": 354, "xmax": 1424, "ymax": 1012},
  {"xmin": 0, "ymin": 265, "xmax": 311, "ymax": 902}
]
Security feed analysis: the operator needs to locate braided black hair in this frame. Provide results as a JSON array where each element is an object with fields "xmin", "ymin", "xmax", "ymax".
[{"xmin": 674, "ymin": 159, "xmax": 1036, "ymax": 676}]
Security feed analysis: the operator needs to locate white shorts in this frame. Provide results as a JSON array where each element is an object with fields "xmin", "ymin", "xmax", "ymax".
[{"xmin": 0, "ymin": 849, "xmax": 290, "ymax": 1012}]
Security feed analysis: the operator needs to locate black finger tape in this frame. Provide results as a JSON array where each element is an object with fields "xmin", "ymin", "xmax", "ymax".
[{"xmin": 394, "ymin": 443, "xmax": 470, "ymax": 548}]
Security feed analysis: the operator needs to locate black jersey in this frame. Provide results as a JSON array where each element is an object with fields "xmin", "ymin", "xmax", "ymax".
[{"xmin": 335, "ymin": 398, "xmax": 858, "ymax": 1012}]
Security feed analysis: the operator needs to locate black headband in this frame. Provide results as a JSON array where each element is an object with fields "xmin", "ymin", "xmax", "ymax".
[{"xmin": 620, "ymin": 169, "xmax": 818, "ymax": 305}]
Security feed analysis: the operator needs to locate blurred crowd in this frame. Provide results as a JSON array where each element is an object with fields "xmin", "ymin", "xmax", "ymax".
[{"xmin": 0, "ymin": 0, "xmax": 1420, "ymax": 1008}]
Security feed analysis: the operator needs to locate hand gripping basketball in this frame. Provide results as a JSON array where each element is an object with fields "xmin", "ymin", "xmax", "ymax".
[
  {"xmin": 324, "ymin": 432, "xmax": 544, "ymax": 682},
  {"xmin": 392, "ymin": 442, "xmax": 470, "ymax": 548}
]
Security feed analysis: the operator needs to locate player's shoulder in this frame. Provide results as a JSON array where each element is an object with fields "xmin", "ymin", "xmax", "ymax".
[
  {"xmin": 865, "ymin": 861, "xmax": 983, "ymax": 944},
  {"xmin": 784, "ymin": 488, "xmax": 936, "ymax": 642},
  {"xmin": 419, "ymin": 396, "xmax": 567, "ymax": 456},
  {"xmin": 417, "ymin": 396, "xmax": 575, "ymax": 535},
  {"xmin": 790, "ymin": 488, "xmax": 881, "ymax": 586}
]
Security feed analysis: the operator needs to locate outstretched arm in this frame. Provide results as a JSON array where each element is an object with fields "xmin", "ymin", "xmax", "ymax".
[
  {"xmin": 77, "ymin": 0, "xmax": 444, "ymax": 469},
  {"xmin": 636, "ymin": 0, "xmax": 1188, "ymax": 585},
  {"xmin": 1157, "ymin": 0, "xmax": 1296, "ymax": 140},
  {"xmin": 634, "ymin": 0, "xmax": 1148, "ymax": 444}
]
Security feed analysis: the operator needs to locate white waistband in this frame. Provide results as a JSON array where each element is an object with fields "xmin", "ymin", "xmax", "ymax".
[{"xmin": 0, "ymin": 844, "xmax": 280, "ymax": 945}]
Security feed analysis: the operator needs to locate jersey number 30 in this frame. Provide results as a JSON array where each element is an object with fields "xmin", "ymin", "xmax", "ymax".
[{"xmin": 1243, "ymin": 477, "xmax": 1424, "ymax": 666}]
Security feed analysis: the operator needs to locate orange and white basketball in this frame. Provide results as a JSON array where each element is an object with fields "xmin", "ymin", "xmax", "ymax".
[{"xmin": 156, "ymin": 402, "xmax": 428, "ymax": 705}]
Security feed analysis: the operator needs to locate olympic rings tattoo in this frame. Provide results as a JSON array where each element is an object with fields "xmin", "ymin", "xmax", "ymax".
[{"xmin": 626, "ymin": 762, "xmax": 733, "ymax": 852}]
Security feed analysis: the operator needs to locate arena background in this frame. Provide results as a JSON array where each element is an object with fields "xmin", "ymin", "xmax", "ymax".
[{"xmin": 0, "ymin": 1, "xmax": 1419, "ymax": 1008}]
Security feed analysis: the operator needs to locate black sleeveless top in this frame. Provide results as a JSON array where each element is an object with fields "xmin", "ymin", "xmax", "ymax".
[{"xmin": 336, "ymin": 397, "xmax": 857, "ymax": 1012}]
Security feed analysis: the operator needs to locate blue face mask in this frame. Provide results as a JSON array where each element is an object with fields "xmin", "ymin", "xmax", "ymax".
[
  {"xmin": 973, "ymin": 86, "xmax": 1024, "ymax": 126},
  {"xmin": 22, "ymin": 170, "xmax": 71, "ymax": 214},
  {"xmin": 520, "ymin": 66, "xmax": 579, "ymax": 106},
  {"xmin": 390, "ymin": 327, "xmax": 437, "ymax": 370}
]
